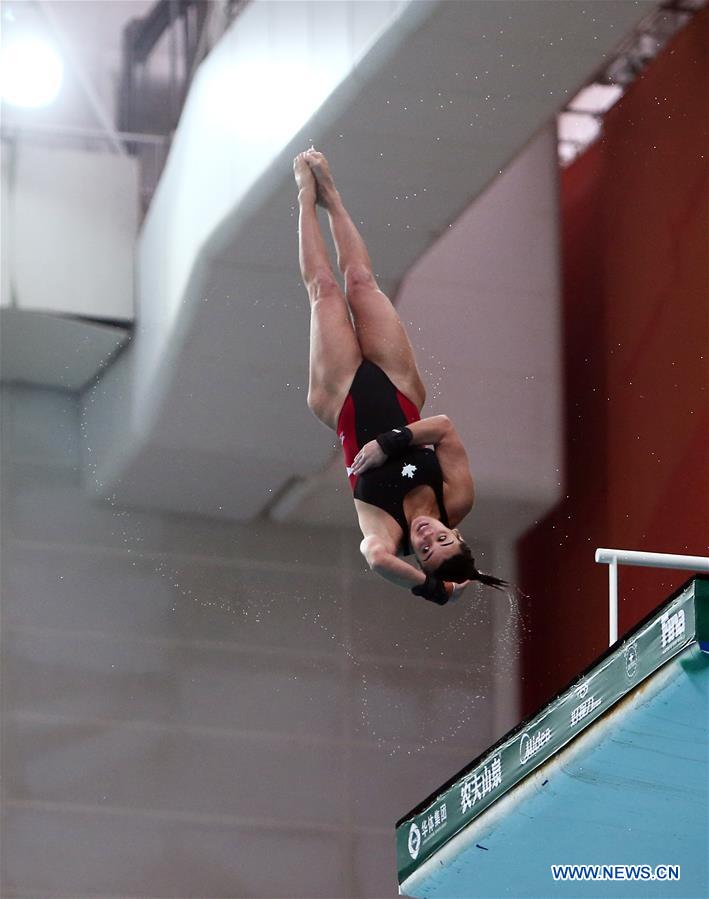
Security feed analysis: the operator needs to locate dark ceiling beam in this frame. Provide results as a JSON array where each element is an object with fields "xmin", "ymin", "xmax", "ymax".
[{"xmin": 128, "ymin": 0, "xmax": 196, "ymax": 63}]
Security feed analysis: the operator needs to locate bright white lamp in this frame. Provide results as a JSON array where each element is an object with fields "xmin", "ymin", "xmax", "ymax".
[{"xmin": 0, "ymin": 35, "xmax": 64, "ymax": 108}]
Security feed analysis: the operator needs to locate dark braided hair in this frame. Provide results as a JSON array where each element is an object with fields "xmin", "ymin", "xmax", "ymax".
[{"xmin": 433, "ymin": 540, "xmax": 509, "ymax": 591}]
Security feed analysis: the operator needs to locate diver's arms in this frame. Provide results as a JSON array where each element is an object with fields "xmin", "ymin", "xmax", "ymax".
[
  {"xmin": 405, "ymin": 414, "xmax": 452, "ymax": 447},
  {"xmin": 361, "ymin": 536, "xmax": 426, "ymax": 588},
  {"xmin": 433, "ymin": 417, "xmax": 475, "ymax": 521},
  {"xmin": 360, "ymin": 536, "xmax": 470, "ymax": 599},
  {"xmin": 350, "ymin": 415, "xmax": 475, "ymax": 513},
  {"xmin": 350, "ymin": 415, "xmax": 454, "ymax": 477}
]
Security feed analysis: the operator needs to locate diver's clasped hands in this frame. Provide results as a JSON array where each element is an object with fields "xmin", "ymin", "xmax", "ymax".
[
  {"xmin": 350, "ymin": 426, "xmax": 414, "ymax": 477},
  {"xmin": 413, "ymin": 574, "xmax": 472, "ymax": 605},
  {"xmin": 349, "ymin": 440, "xmax": 388, "ymax": 476},
  {"xmin": 448, "ymin": 580, "xmax": 472, "ymax": 601}
]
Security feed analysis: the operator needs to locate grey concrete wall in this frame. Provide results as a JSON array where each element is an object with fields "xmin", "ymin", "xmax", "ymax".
[{"xmin": 0, "ymin": 383, "xmax": 517, "ymax": 898}]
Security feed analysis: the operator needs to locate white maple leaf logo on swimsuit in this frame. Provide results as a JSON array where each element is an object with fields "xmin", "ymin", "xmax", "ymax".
[{"xmin": 401, "ymin": 463, "xmax": 417, "ymax": 479}]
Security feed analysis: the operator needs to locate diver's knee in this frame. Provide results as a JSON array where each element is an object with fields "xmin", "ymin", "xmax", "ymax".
[
  {"xmin": 344, "ymin": 265, "xmax": 377, "ymax": 300},
  {"xmin": 307, "ymin": 268, "xmax": 341, "ymax": 302},
  {"xmin": 307, "ymin": 388, "xmax": 328, "ymax": 421}
]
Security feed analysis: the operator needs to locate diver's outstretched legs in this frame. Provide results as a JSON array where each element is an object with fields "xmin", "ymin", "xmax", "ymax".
[
  {"xmin": 294, "ymin": 152, "xmax": 361, "ymax": 430},
  {"xmin": 304, "ymin": 149, "xmax": 426, "ymax": 411}
]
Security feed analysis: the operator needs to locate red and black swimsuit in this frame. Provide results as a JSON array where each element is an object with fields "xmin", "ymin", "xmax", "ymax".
[{"xmin": 336, "ymin": 359, "xmax": 450, "ymax": 555}]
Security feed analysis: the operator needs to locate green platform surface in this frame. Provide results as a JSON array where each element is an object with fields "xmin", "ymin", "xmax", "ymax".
[{"xmin": 396, "ymin": 576, "xmax": 709, "ymax": 898}]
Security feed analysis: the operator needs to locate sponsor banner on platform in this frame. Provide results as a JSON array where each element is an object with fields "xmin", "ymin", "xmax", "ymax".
[{"xmin": 396, "ymin": 577, "xmax": 708, "ymax": 885}]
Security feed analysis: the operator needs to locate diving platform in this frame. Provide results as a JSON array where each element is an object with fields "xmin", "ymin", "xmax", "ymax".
[{"xmin": 396, "ymin": 574, "xmax": 709, "ymax": 898}]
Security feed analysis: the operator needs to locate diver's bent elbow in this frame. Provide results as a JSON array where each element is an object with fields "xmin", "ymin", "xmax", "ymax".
[{"xmin": 368, "ymin": 547, "xmax": 390, "ymax": 571}]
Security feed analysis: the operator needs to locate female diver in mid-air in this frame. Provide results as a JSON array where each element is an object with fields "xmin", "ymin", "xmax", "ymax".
[{"xmin": 293, "ymin": 149, "xmax": 508, "ymax": 606}]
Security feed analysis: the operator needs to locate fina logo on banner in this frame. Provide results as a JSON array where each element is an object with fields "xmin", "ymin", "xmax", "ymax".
[{"xmin": 660, "ymin": 608, "xmax": 686, "ymax": 654}]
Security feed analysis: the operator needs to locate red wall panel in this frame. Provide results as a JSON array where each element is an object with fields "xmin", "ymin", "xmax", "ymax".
[{"xmin": 517, "ymin": 9, "xmax": 709, "ymax": 716}]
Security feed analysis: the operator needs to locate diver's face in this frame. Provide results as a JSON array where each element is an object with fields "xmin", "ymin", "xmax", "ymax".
[{"xmin": 410, "ymin": 517, "xmax": 462, "ymax": 572}]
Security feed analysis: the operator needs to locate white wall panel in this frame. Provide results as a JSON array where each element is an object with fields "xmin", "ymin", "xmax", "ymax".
[{"xmin": 12, "ymin": 144, "xmax": 138, "ymax": 320}]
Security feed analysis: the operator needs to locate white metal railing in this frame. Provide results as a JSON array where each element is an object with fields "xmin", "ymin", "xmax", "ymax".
[{"xmin": 595, "ymin": 548, "xmax": 709, "ymax": 646}]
